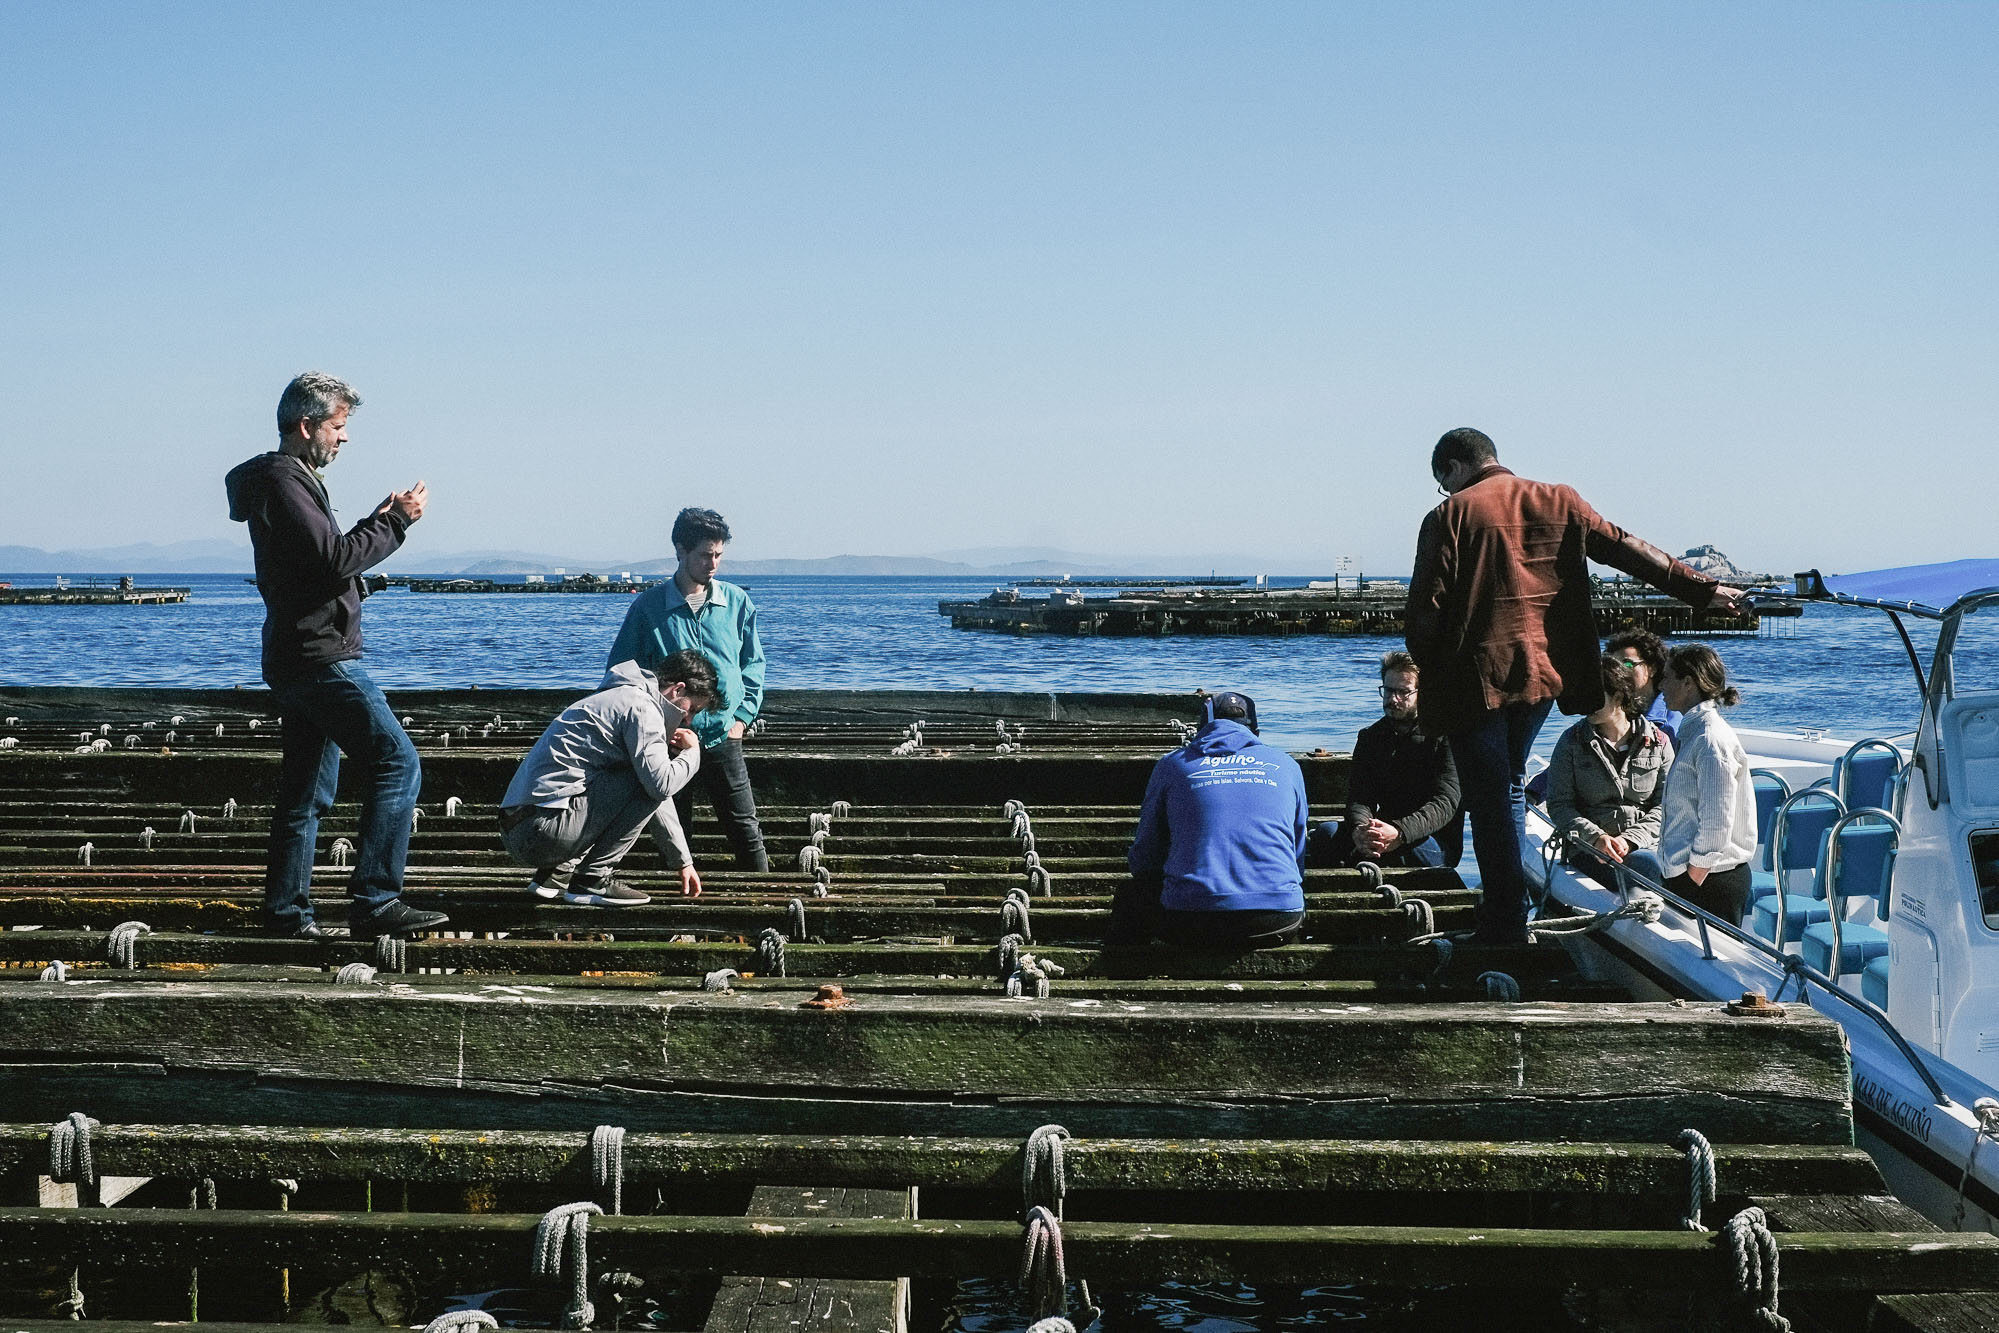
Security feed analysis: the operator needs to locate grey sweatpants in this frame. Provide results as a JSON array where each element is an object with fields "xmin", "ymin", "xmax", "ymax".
[{"xmin": 501, "ymin": 768, "xmax": 662, "ymax": 884}]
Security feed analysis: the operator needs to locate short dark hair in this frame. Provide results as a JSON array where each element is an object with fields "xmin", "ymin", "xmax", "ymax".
[
  {"xmin": 1605, "ymin": 627, "xmax": 1667, "ymax": 679},
  {"xmin": 1431, "ymin": 427, "xmax": 1497, "ymax": 476},
  {"xmin": 277, "ymin": 372, "xmax": 360, "ymax": 434},
  {"xmin": 1379, "ymin": 650, "xmax": 1419, "ymax": 679},
  {"xmin": 1666, "ymin": 643, "xmax": 1741, "ymax": 708},
  {"xmin": 1599, "ymin": 655, "xmax": 1644, "ymax": 720},
  {"xmin": 656, "ymin": 649, "xmax": 723, "ymax": 709},
  {"xmin": 671, "ymin": 507, "xmax": 732, "ymax": 551}
]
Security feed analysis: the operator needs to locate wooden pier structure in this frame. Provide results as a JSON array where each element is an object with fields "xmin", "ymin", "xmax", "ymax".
[
  {"xmin": 942, "ymin": 580, "xmax": 1798, "ymax": 638},
  {"xmin": 0, "ymin": 578, "xmax": 188, "ymax": 606},
  {"xmin": 0, "ymin": 684, "xmax": 1994, "ymax": 1332}
]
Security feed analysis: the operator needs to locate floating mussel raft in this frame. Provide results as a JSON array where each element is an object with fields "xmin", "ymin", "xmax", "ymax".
[{"xmin": 1, "ymin": 687, "xmax": 1997, "ymax": 1332}]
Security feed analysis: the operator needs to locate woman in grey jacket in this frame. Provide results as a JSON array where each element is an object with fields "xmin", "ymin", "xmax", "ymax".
[{"xmin": 1546, "ymin": 656, "xmax": 1675, "ymax": 888}]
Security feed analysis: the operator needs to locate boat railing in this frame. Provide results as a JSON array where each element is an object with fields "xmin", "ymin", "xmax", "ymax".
[
  {"xmin": 1824, "ymin": 807, "xmax": 1902, "ymax": 985},
  {"xmin": 1547, "ymin": 838, "xmax": 1955, "ymax": 1111},
  {"xmin": 1770, "ymin": 786, "xmax": 1848, "ymax": 951}
]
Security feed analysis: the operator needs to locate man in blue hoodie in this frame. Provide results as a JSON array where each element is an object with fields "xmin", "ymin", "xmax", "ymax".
[
  {"xmin": 224, "ymin": 372, "xmax": 446, "ymax": 941},
  {"xmin": 1107, "ymin": 691, "xmax": 1310, "ymax": 948}
]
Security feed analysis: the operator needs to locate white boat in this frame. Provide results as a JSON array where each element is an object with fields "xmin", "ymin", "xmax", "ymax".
[{"xmin": 1523, "ymin": 559, "xmax": 1999, "ymax": 1231}]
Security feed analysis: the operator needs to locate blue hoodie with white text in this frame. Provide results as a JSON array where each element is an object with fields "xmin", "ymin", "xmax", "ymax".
[{"xmin": 1127, "ymin": 719, "xmax": 1309, "ymax": 913}]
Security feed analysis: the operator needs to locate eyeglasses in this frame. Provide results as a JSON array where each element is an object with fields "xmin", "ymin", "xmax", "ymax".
[
  {"xmin": 1434, "ymin": 479, "xmax": 1450, "ymax": 498},
  {"xmin": 1378, "ymin": 685, "xmax": 1417, "ymax": 701},
  {"xmin": 1613, "ymin": 657, "xmax": 1643, "ymax": 668}
]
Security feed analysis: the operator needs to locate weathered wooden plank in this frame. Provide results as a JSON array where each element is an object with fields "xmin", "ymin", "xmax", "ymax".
[
  {"xmin": 1871, "ymin": 1292, "xmax": 1999, "ymax": 1333},
  {"xmin": 705, "ymin": 1186, "xmax": 910, "ymax": 1333},
  {"xmin": 0, "ymin": 989, "xmax": 1854, "ymax": 1142},
  {"xmin": 0, "ymin": 1125, "xmax": 1880, "ymax": 1196},
  {"xmin": 0, "ymin": 1210, "xmax": 1992, "ymax": 1292},
  {"xmin": 1747, "ymin": 1193, "xmax": 1999, "ymax": 1333}
]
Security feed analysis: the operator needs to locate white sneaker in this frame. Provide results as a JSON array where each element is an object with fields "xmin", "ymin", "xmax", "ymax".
[{"xmin": 527, "ymin": 872, "xmax": 568, "ymax": 900}]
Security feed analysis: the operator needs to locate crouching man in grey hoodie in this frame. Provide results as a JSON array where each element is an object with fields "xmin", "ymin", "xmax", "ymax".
[{"xmin": 497, "ymin": 650, "xmax": 722, "ymax": 906}]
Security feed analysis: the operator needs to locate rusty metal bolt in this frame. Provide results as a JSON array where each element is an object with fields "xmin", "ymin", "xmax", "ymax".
[
  {"xmin": 1726, "ymin": 990, "xmax": 1787, "ymax": 1018},
  {"xmin": 802, "ymin": 984, "xmax": 852, "ymax": 1010}
]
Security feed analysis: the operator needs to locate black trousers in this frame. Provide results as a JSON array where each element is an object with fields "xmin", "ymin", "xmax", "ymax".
[
  {"xmin": 1664, "ymin": 861, "xmax": 1752, "ymax": 925},
  {"xmin": 672, "ymin": 737, "xmax": 769, "ymax": 872},
  {"xmin": 1104, "ymin": 873, "xmax": 1303, "ymax": 949}
]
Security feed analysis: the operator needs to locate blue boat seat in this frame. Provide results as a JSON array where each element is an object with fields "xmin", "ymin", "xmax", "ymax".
[
  {"xmin": 1862, "ymin": 955, "xmax": 1890, "ymax": 1009},
  {"xmin": 1802, "ymin": 920, "xmax": 1889, "ymax": 974},
  {"xmin": 1835, "ymin": 745, "xmax": 1900, "ymax": 813},
  {"xmin": 1752, "ymin": 893, "xmax": 1830, "ymax": 942},
  {"xmin": 1752, "ymin": 773, "xmax": 1790, "ymax": 870}
]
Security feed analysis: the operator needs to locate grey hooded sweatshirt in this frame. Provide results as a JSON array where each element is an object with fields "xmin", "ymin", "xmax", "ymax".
[{"xmin": 501, "ymin": 660, "xmax": 701, "ymax": 866}]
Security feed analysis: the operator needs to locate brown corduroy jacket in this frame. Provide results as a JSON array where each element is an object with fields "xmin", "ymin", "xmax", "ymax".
[{"xmin": 1406, "ymin": 465, "xmax": 1717, "ymax": 736}]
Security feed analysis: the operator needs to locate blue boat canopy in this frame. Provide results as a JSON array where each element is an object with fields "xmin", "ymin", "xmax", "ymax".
[{"xmin": 1792, "ymin": 560, "xmax": 1999, "ymax": 620}]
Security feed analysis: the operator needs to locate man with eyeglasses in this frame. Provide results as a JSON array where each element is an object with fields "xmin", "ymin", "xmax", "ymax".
[
  {"xmin": 1309, "ymin": 652, "xmax": 1460, "ymax": 868},
  {"xmin": 1409, "ymin": 427, "xmax": 1744, "ymax": 944}
]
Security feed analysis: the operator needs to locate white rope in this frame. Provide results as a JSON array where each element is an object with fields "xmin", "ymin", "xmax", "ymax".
[
  {"xmin": 787, "ymin": 898, "xmax": 808, "ymax": 940},
  {"xmin": 49, "ymin": 1113, "xmax": 99, "ymax": 1189},
  {"xmin": 171, "ymin": 715, "xmax": 186, "ymax": 725},
  {"xmin": 1402, "ymin": 898, "xmax": 1434, "ymax": 936},
  {"xmin": 1022, "ymin": 1125, "xmax": 1071, "ymax": 1220},
  {"xmin": 1677, "ymin": 1129, "xmax": 1717, "ymax": 1231},
  {"xmin": 1953, "ymin": 1097, "xmax": 1999, "ymax": 1230},
  {"xmin": 831, "ymin": 800, "xmax": 851, "ymax": 818},
  {"xmin": 1012, "ymin": 810, "xmax": 1033, "ymax": 842},
  {"xmin": 1377, "ymin": 884, "xmax": 1402, "ymax": 908},
  {"xmin": 1002, "ymin": 800, "xmax": 1024, "ymax": 820},
  {"xmin": 810, "ymin": 829, "xmax": 828, "ymax": 849},
  {"xmin": 1721, "ymin": 1206, "xmax": 1791, "ymax": 1331},
  {"xmin": 1406, "ymin": 890, "xmax": 1667, "ymax": 948},
  {"xmin": 997, "ymin": 933, "xmax": 1025, "ymax": 980},
  {"xmin": 1028, "ymin": 864, "xmax": 1053, "ymax": 897},
  {"xmin": 1026, "ymin": 1320, "xmax": 1077, "ymax": 1333},
  {"xmin": 336, "ymin": 963, "xmax": 379, "ymax": 984},
  {"xmin": 422, "ymin": 1311, "xmax": 499, "ymax": 1333},
  {"xmin": 411, "ymin": 806, "xmax": 424, "ymax": 831},
  {"xmin": 531, "ymin": 1202, "xmax": 603, "ymax": 1329},
  {"xmin": 139, "ymin": 826, "xmax": 155, "ymax": 850},
  {"xmin": 222, "ymin": 798, "xmax": 238, "ymax": 818},
  {"xmin": 757, "ymin": 928, "xmax": 787, "ymax": 977},
  {"xmin": 179, "ymin": 810, "xmax": 196, "ymax": 833},
  {"xmin": 702, "ymin": 969, "xmax": 740, "ymax": 992},
  {"xmin": 1006, "ymin": 952, "xmax": 1062, "ymax": 999},
  {"xmin": 0, "ymin": 737, "xmax": 18, "ymax": 749},
  {"xmin": 77, "ymin": 843, "xmax": 94, "ymax": 867},
  {"xmin": 330, "ymin": 838, "xmax": 354, "ymax": 867},
  {"xmin": 812, "ymin": 865, "xmax": 832, "ymax": 897},
  {"xmin": 590, "ymin": 1125, "xmax": 626, "ymax": 1215},
  {"xmin": 797, "ymin": 845, "xmax": 823, "ymax": 874},
  {"xmin": 1019, "ymin": 1204, "xmax": 1067, "ymax": 1319},
  {"xmin": 1002, "ymin": 888, "xmax": 1034, "ymax": 943},
  {"xmin": 40, "ymin": 961, "xmax": 69, "ymax": 983},
  {"xmin": 1476, "ymin": 971, "xmax": 1520, "ymax": 1001},
  {"xmin": 809, "ymin": 812, "xmax": 831, "ymax": 835},
  {"xmin": 107, "ymin": 921, "xmax": 150, "ymax": 969},
  {"xmin": 124, "ymin": 734, "xmax": 139, "ymax": 748},
  {"xmin": 445, "ymin": 797, "xmax": 462, "ymax": 817},
  {"xmin": 376, "ymin": 935, "xmax": 408, "ymax": 973}
]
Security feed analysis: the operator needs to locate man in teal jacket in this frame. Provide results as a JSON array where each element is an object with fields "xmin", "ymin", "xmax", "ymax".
[{"xmin": 607, "ymin": 507, "xmax": 769, "ymax": 872}]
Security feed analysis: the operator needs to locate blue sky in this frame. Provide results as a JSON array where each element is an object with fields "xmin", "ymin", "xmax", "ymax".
[{"xmin": 1, "ymin": 3, "xmax": 1993, "ymax": 573}]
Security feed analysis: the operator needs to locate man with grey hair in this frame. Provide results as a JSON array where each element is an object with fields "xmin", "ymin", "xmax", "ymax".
[{"xmin": 226, "ymin": 372, "xmax": 447, "ymax": 941}]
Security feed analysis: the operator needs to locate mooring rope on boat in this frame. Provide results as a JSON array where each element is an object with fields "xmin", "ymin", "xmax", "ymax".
[
  {"xmin": 1476, "ymin": 971, "xmax": 1520, "ymax": 1001},
  {"xmin": 757, "ymin": 927, "xmax": 787, "ymax": 977},
  {"xmin": 48, "ymin": 1113, "xmax": 99, "ymax": 1192},
  {"xmin": 1677, "ymin": 1129, "xmax": 1717, "ymax": 1231},
  {"xmin": 336, "ymin": 963, "xmax": 378, "ymax": 984},
  {"xmin": 1721, "ymin": 1206, "xmax": 1791, "ymax": 1331},
  {"xmin": 1405, "ymin": 891, "xmax": 1665, "ymax": 948},
  {"xmin": 590, "ymin": 1125, "xmax": 626, "ymax": 1216},
  {"xmin": 1019, "ymin": 1204, "xmax": 1067, "ymax": 1319},
  {"xmin": 1023, "ymin": 1124, "xmax": 1070, "ymax": 1220},
  {"xmin": 1952, "ymin": 1097, "xmax": 1999, "ymax": 1230},
  {"xmin": 106, "ymin": 921, "xmax": 150, "ymax": 969},
  {"xmin": 531, "ymin": 1201, "xmax": 604, "ymax": 1329}
]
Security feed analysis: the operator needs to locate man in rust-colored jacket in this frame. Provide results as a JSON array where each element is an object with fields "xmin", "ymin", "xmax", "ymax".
[{"xmin": 1406, "ymin": 427, "xmax": 1743, "ymax": 943}]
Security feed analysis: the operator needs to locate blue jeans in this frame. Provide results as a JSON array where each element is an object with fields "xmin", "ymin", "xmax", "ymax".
[
  {"xmin": 1448, "ymin": 700, "xmax": 1554, "ymax": 941},
  {"xmin": 265, "ymin": 661, "xmax": 422, "ymax": 931}
]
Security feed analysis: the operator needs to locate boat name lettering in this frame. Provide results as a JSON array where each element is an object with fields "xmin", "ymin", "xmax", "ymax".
[
  {"xmin": 1855, "ymin": 1072, "xmax": 1935, "ymax": 1145},
  {"xmin": 1901, "ymin": 894, "xmax": 1927, "ymax": 920}
]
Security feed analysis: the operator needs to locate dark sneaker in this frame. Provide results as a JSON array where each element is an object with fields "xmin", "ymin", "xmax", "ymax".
[
  {"xmin": 527, "ymin": 868, "xmax": 572, "ymax": 900},
  {"xmin": 268, "ymin": 921, "xmax": 350, "ymax": 941},
  {"xmin": 356, "ymin": 900, "xmax": 451, "ymax": 938},
  {"xmin": 562, "ymin": 877, "xmax": 651, "ymax": 907}
]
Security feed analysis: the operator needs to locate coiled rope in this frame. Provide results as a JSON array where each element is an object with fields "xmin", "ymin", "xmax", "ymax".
[
  {"xmin": 531, "ymin": 1202, "xmax": 604, "ymax": 1329},
  {"xmin": 1720, "ymin": 1206, "xmax": 1791, "ymax": 1332},
  {"xmin": 330, "ymin": 838, "xmax": 354, "ymax": 867},
  {"xmin": 1006, "ymin": 953, "xmax": 1062, "ymax": 999},
  {"xmin": 1678, "ymin": 1129, "xmax": 1717, "ymax": 1231},
  {"xmin": 590, "ymin": 1125, "xmax": 626, "ymax": 1215},
  {"xmin": 787, "ymin": 898, "xmax": 808, "ymax": 940},
  {"xmin": 1002, "ymin": 888, "xmax": 1034, "ymax": 943},
  {"xmin": 757, "ymin": 927, "xmax": 787, "ymax": 977},
  {"xmin": 336, "ymin": 963, "xmax": 379, "ymax": 985},
  {"xmin": 49, "ymin": 1113, "xmax": 99, "ymax": 1192},
  {"xmin": 421, "ymin": 1311, "xmax": 499, "ymax": 1333},
  {"xmin": 106, "ymin": 921, "xmax": 150, "ymax": 969},
  {"xmin": 1022, "ymin": 1125, "xmax": 1070, "ymax": 1220},
  {"xmin": 41, "ymin": 961, "xmax": 69, "ymax": 983},
  {"xmin": 1019, "ymin": 1205, "xmax": 1067, "ymax": 1319},
  {"xmin": 702, "ymin": 969, "xmax": 740, "ymax": 992},
  {"xmin": 1026, "ymin": 1321, "xmax": 1076, "ymax": 1333},
  {"xmin": 376, "ymin": 935, "xmax": 409, "ymax": 973},
  {"xmin": 797, "ymin": 845, "xmax": 823, "ymax": 874},
  {"xmin": 1476, "ymin": 970, "xmax": 1520, "ymax": 1001},
  {"xmin": 997, "ymin": 933, "xmax": 1025, "ymax": 980},
  {"xmin": 812, "ymin": 864, "xmax": 832, "ymax": 897},
  {"xmin": 1401, "ymin": 898, "xmax": 1434, "ymax": 936}
]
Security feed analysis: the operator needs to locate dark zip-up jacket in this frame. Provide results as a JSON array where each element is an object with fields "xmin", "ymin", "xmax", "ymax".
[
  {"xmin": 225, "ymin": 452, "xmax": 408, "ymax": 684},
  {"xmin": 1345, "ymin": 715, "xmax": 1460, "ymax": 848}
]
